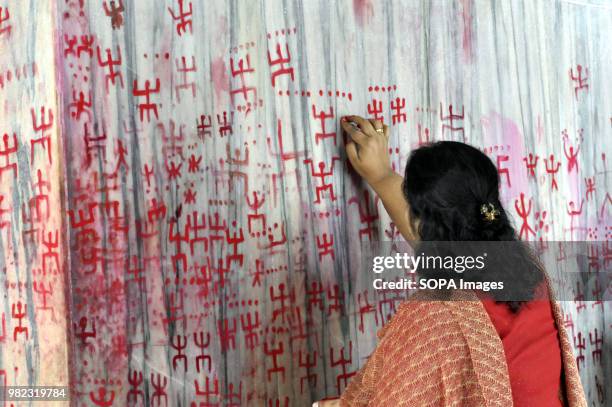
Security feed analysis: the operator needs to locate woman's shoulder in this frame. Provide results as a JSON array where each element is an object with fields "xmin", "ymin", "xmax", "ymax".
[
  {"xmin": 397, "ymin": 287, "xmax": 481, "ymax": 314},
  {"xmin": 376, "ymin": 289, "xmax": 471, "ymax": 341},
  {"xmin": 365, "ymin": 290, "xmax": 493, "ymax": 405}
]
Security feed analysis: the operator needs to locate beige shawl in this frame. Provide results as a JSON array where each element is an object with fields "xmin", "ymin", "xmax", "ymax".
[{"xmin": 339, "ymin": 283, "xmax": 587, "ymax": 406}]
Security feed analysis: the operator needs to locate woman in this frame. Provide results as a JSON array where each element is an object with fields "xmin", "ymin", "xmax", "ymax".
[{"xmin": 314, "ymin": 115, "xmax": 587, "ymax": 406}]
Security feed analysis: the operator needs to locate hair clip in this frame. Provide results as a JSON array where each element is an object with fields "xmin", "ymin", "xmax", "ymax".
[{"xmin": 480, "ymin": 203, "xmax": 500, "ymax": 222}]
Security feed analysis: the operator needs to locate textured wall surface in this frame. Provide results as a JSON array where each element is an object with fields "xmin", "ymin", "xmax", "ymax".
[
  {"xmin": 1, "ymin": 0, "xmax": 611, "ymax": 405},
  {"xmin": 0, "ymin": 1, "xmax": 71, "ymax": 406}
]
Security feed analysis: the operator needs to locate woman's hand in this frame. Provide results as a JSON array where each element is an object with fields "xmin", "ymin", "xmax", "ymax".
[
  {"xmin": 341, "ymin": 115, "xmax": 393, "ymax": 188},
  {"xmin": 341, "ymin": 114, "xmax": 418, "ymax": 242},
  {"xmin": 312, "ymin": 398, "xmax": 340, "ymax": 406}
]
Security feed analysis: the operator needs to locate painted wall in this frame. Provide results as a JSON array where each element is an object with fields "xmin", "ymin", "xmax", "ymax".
[
  {"xmin": 0, "ymin": 1, "xmax": 71, "ymax": 406},
  {"xmin": 0, "ymin": 0, "xmax": 610, "ymax": 405}
]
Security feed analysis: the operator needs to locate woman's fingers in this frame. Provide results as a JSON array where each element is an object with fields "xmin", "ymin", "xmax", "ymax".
[
  {"xmin": 368, "ymin": 118, "xmax": 384, "ymax": 133},
  {"xmin": 346, "ymin": 115, "xmax": 375, "ymax": 135},
  {"xmin": 341, "ymin": 120, "xmax": 367, "ymax": 145},
  {"xmin": 345, "ymin": 141, "xmax": 360, "ymax": 163},
  {"xmin": 368, "ymin": 118, "xmax": 389, "ymax": 141}
]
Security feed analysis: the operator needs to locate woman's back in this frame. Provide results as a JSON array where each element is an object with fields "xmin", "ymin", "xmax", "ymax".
[
  {"xmin": 339, "ymin": 283, "xmax": 586, "ymax": 407},
  {"xmin": 340, "ymin": 289, "xmax": 516, "ymax": 406},
  {"xmin": 480, "ymin": 281, "xmax": 564, "ymax": 406}
]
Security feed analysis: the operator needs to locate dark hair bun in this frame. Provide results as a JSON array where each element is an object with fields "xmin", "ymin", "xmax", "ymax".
[{"xmin": 402, "ymin": 141, "xmax": 543, "ymax": 312}]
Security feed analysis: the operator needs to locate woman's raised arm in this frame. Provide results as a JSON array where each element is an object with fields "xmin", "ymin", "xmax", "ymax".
[{"xmin": 340, "ymin": 115, "xmax": 417, "ymax": 242}]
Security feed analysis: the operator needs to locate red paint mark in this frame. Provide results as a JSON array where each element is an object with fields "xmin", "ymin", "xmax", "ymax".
[
  {"xmin": 461, "ymin": 0, "xmax": 474, "ymax": 63},
  {"xmin": 211, "ymin": 57, "xmax": 229, "ymax": 102},
  {"xmin": 267, "ymin": 43, "xmax": 294, "ymax": 87},
  {"xmin": 0, "ymin": 7, "xmax": 11, "ymax": 38},
  {"xmin": 103, "ymin": 0, "xmax": 124, "ymax": 30},
  {"xmin": 168, "ymin": 0, "xmax": 193, "ymax": 36},
  {"xmin": 569, "ymin": 65, "xmax": 589, "ymax": 99},
  {"xmin": 353, "ymin": 0, "xmax": 373, "ymax": 27}
]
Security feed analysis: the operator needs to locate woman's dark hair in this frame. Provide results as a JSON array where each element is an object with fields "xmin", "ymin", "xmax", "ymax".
[{"xmin": 402, "ymin": 141, "xmax": 544, "ymax": 312}]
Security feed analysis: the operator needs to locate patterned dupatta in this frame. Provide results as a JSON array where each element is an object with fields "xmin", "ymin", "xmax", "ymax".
[{"xmin": 340, "ymin": 275, "xmax": 587, "ymax": 407}]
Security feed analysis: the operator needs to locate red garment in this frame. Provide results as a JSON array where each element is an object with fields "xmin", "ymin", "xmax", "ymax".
[{"xmin": 479, "ymin": 282, "xmax": 563, "ymax": 407}]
